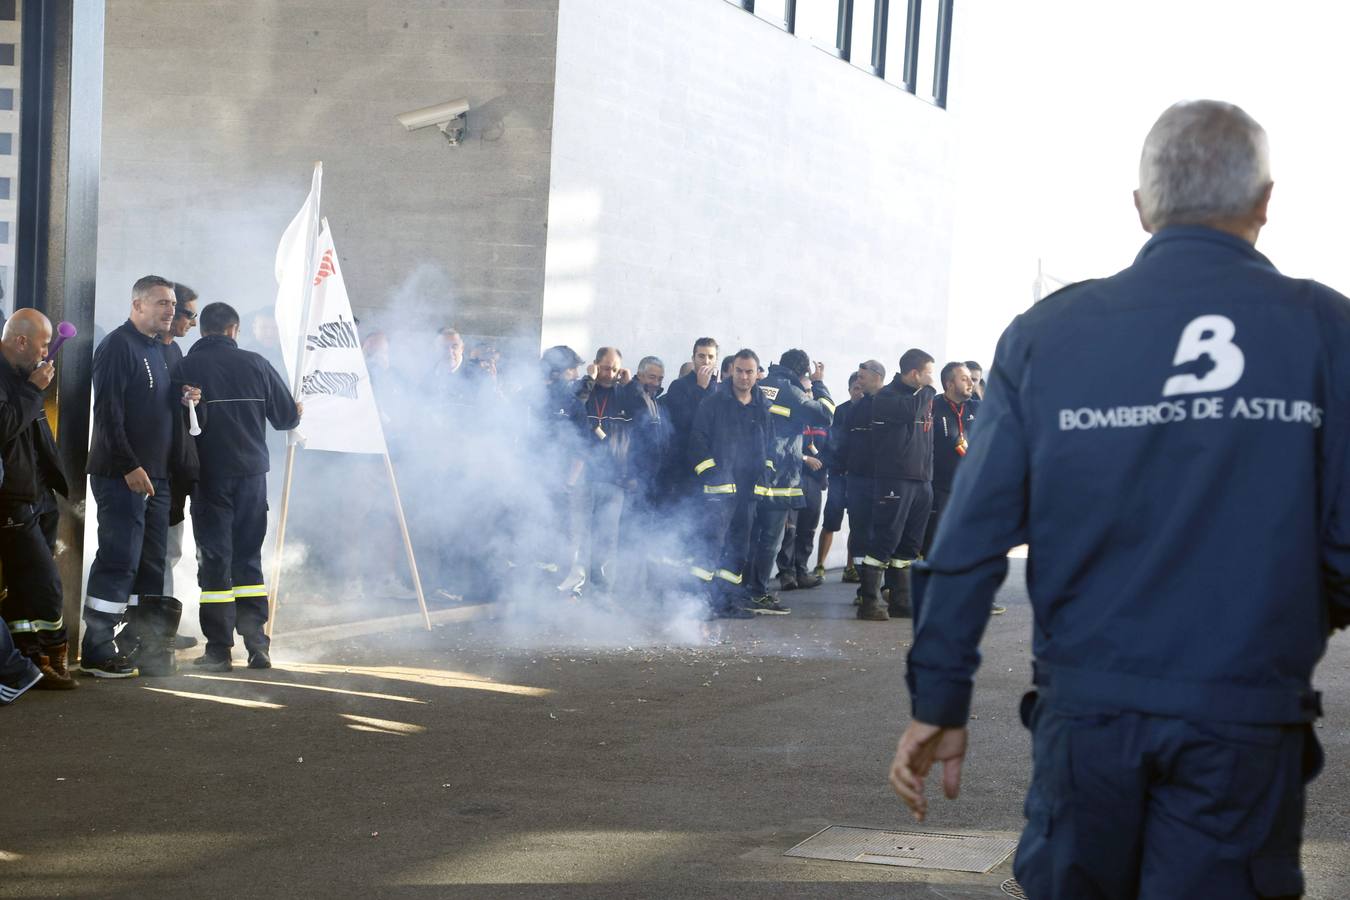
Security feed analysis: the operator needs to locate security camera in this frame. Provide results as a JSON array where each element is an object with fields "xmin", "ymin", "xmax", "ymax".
[{"xmin": 396, "ymin": 99, "xmax": 470, "ymax": 146}]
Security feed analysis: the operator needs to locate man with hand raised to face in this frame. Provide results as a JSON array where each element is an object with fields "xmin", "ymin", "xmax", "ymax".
[{"xmin": 0, "ymin": 309, "xmax": 75, "ymax": 690}]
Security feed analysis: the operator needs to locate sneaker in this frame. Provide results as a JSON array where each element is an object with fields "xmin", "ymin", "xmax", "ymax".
[
  {"xmin": 811, "ymin": 565, "xmax": 826, "ymax": 579},
  {"xmin": 991, "ymin": 603, "xmax": 1007, "ymax": 616},
  {"xmin": 795, "ymin": 571, "xmax": 824, "ymax": 589},
  {"xmin": 842, "ymin": 565, "xmax": 860, "ymax": 584},
  {"xmin": 247, "ymin": 650, "xmax": 272, "ymax": 670},
  {"xmin": 192, "ymin": 654, "xmax": 233, "ymax": 673},
  {"xmin": 79, "ymin": 656, "xmax": 139, "ymax": 679},
  {"xmin": 749, "ymin": 595, "xmax": 791, "ymax": 616},
  {"xmin": 777, "ymin": 573, "xmax": 799, "ymax": 592},
  {"xmin": 712, "ymin": 604, "xmax": 755, "ymax": 620},
  {"xmin": 0, "ymin": 665, "xmax": 43, "ymax": 705}
]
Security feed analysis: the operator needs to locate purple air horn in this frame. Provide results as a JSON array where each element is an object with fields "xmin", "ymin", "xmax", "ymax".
[{"xmin": 46, "ymin": 321, "xmax": 77, "ymax": 360}]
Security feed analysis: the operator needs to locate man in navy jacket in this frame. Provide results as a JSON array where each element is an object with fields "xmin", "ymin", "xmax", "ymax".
[
  {"xmin": 890, "ymin": 100, "xmax": 1350, "ymax": 899},
  {"xmin": 174, "ymin": 302, "xmax": 301, "ymax": 670}
]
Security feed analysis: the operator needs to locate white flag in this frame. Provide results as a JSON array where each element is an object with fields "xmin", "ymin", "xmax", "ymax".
[
  {"xmin": 274, "ymin": 164, "xmax": 322, "ymax": 389},
  {"xmin": 290, "ymin": 223, "xmax": 389, "ymax": 455}
]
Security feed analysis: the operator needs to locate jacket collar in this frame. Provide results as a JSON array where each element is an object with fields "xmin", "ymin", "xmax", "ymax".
[
  {"xmin": 118, "ymin": 319, "xmax": 159, "ymax": 345},
  {"xmin": 1135, "ymin": 225, "xmax": 1276, "ymax": 270},
  {"xmin": 190, "ymin": 334, "xmax": 239, "ymax": 352}
]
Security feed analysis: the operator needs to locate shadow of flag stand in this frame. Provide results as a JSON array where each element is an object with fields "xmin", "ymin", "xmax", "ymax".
[{"xmin": 267, "ymin": 162, "xmax": 431, "ymax": 634}]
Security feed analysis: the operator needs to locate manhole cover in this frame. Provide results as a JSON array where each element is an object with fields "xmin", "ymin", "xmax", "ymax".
[
  {"xmin": 784, "ymin": 825, "xmax": 1017, "ymax": 873},
  {"xmin": 1000, "ymin": 878, "xmax": 1027, "ymax": 898}
]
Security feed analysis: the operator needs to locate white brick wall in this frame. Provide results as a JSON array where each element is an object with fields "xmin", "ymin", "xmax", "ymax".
[{"xmin": 541, "ymin": 0, "xmax": 958, "ymax": 383}]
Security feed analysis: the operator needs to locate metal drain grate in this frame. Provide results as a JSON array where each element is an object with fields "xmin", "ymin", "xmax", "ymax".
[{"xmin": 784, "ymin": 825, "xmax": 1017, "ymax": 873}]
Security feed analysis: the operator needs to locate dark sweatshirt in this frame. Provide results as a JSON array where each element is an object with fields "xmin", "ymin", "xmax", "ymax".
[{"xmin": 87, "ymin": 320, "xmax": 176, "ymax": 479}]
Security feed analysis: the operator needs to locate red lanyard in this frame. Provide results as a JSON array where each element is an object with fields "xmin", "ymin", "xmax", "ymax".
[
  {"xmin": 947, "ymin": 400, "xmax": 966, "ymax": 438},
  {"xmin": 594, "ymin": 393, "xmax": 609, "ymax": 421}
]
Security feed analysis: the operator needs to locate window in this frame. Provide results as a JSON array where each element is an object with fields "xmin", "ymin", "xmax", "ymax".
[
  {"xmin": 0, "ymin": 177, "xmax": 9, "ymax": 200},
  {"xmin": 849, "ymin": 0, "xmax": 885, "ymax": 74},
  {"xmin": 0, "ymin": 133, "xmax": 11, "ymax": 155},
  {"xmin": 0, "ymin": 44, "xmax": 12, "ymax": 67},
  {"xmin": 0, "ymin": 88, "xmax": 11, "ymax": 110},
  {"xmin": 795, "ymin": 0, "xmax": 845, "ymax": 55},
  {"xmin": 753, "ymin": 0, "xmax": 791, "ymax": 29},
  {"xmin": 0, "ymin": 2, "xmax": 12, "ymax": 22},
  {"xmin": 725, "ymin": 0, "xmax": 954, "ymax": 108}
]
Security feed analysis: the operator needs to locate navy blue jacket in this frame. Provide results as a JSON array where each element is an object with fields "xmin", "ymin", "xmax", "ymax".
[
  {"xmin": 658, "ymin": 370, "xmax": 717, "ymax": 490},
  {"xmin": 867, "ymin": 376, "xmax": 937, "ymax": 482},
  {"xmin": 909, "ymin": 226, "xmax": 1350, "ymax": 728},
  {"xmin": 688, "ymin": 381, "xmax": 772, "ymax": 497},
  {"xmin": 173, "ymin": 335, "xmax": 301, "ymax": 479},
  {"xmin": 87, "ymin": 320, "xmax": 177, "ymax": 479},
  {"xmin": 932, "ymin": 396, "xmax": 979, "ymax": 492},
  {"xmin": 757, "ymin": 363, "xmax": 834, "ymax": 507}
]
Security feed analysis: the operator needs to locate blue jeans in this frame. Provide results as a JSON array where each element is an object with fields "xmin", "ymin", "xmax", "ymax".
[{"xmin": 82, "ymin": 474, "xmax": 169, "ymax": 663}]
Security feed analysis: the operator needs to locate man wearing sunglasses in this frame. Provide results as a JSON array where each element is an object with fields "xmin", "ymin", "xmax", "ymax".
[{"xmin": 157, "ymin": 283, "xmax": 200, "ymax": 647}]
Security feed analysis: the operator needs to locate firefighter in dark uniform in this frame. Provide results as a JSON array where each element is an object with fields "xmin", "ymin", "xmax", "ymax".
[
  {"xmin": 82, "ymin": 275, "xmax": 201, "ymax": 678},
  {"xmin": 0, "ymin": 310, "xmax": 75, "ymax": 690},
  {"xmin": 835, "ymin": 361, "xmax": 888, "ymax": 594},
  {"xmin": 813, "ymin": 371, "xmax": 863, "ymax": 583},
  {"xmin": 657, "ymin": 337, "xmax": 719, "ymax": 507},
  {"xmin": 174, "ymin": 302, "xmax": 301, "ymax": 671},
  {"xmin": 855, "ymin": 349, "xmax": 937, "ymax": 621},
  {"xmin": 687, "ymin": 349, "xmax": 772, "ymax": 619},
  {"xmin": 891, "ymin": 100, "xmax": 1350, "ymax": 899},
  {"xmin": 757, "ymin": 349, "xmax": 834, "ymax": 608}
]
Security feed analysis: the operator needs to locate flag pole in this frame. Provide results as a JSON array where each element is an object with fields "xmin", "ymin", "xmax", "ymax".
[
  {"xmin": 267, "ymin": 162, "xmax": 323, "ymax": 637},
  {"xmin": 384, "ymin": 453, "xmax": 433, "ymax": 631}
]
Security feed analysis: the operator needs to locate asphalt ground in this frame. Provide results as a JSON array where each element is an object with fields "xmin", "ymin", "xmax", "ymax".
[{"xmin": 2, "ymin": 561, "xmax": 1347, "ymax": 899}]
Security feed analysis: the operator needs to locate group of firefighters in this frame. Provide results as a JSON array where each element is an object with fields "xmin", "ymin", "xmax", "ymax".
[{"xmin": 533, "ymin": 338, "xmax": 991, "ymax": 621}]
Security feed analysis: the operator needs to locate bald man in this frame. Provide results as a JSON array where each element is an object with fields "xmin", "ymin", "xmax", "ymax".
[{"xmin": 0, "ymin": 309, "xmax": 76, "ymax": 690}]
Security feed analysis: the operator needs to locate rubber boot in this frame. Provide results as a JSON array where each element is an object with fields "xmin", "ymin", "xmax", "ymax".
[
  {"xmin": 856, "ymin": 565, "xmax": 888, "ymax": 621},
  {"xmin": 130, "ymin": 595, "xmax": 182, "ymax": 677},
  {"xmin": 236, "ymin": 597, "xmax": 271, "ymax": 669},
  {"xmin": 885, "ymin": 566, "xmax": 913, "ymax": 619}
]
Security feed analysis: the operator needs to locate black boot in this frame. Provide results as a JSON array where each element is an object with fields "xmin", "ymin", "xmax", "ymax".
[
  {"xmin": 129, "ymin": 595, "xmax": 182, "ymax": 677},
  {"xmin": 856, "ymin": 565, "xmax": 888, "ymax": 621},
  {"xmin": 885, "ymin": 567, "xmax": 913, "ymax": 618}
]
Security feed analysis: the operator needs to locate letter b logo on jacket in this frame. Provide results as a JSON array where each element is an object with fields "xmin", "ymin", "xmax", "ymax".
[{"xmin": 1162, "ymin": 315, "xmax": 1245, "ymax": 397}]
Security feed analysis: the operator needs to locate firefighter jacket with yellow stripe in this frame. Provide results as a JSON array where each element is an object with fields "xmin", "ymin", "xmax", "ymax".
[
  {"xmin": 756, "ymin": 364, "xmax": 835, "ymax": 508},
  {"xmin": 687, "ymin": 381, "xmax": 772, "ymax": 500}
]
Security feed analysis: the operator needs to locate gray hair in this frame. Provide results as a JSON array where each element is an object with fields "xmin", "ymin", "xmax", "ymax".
[
  {"xmin": 1137, "ymin": 100, "xmax": 1271, "ymax": 230},
  {"xmin": 637, "ymin": 355, "xmax": 664, "ymax": 373}
]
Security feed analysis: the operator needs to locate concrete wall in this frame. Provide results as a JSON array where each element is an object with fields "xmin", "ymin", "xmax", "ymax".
[
  {"xmin": 541, "ymin": 0, "xmax": 958, "ymax": 383},
  {"xmin": 97, "ymin": 0, "xmax": 558, "ymax": 345}
]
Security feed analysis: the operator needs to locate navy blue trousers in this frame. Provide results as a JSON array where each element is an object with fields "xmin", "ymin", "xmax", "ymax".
[
  {"xmin": 864, "ymin": 478, "xmax": 932, "ymax": 567},
  {"xmin": 192, "ymin": 475, "xmax": 269, "ymax": 658},
  {"xmin": 777, "ymin": 478, "xmax": 823, "ymax": 578},
  {"xmin": 83, "ymin": 475, "xmax": 169, "ymax": 664},
  {"xmin": 844, "ymin": 474, "xmax": 875, "ymax": 564},
  {"xmin": 0, "ymin": 498, "xmax": 66, "ymax": 647},
  {"xmin": 1016, "ymin": 693, "xmax": 1319, "ymax": 899}
]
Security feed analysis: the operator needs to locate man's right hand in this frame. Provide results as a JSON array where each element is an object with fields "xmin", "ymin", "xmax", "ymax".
[
  {"xmin": 696, "ymin": 365, "xmax": 715, "ymax": 389},
  {"xmin": 28, "ymin": 361, "xmax": 55, "ymax": 391},
  {"xmin": 124, "ymin": 467, "xmax": 155, "ymax": 496},
  {"xmin": 811, "ymin": 361, "xmax": 826, "ymax": 383}
]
